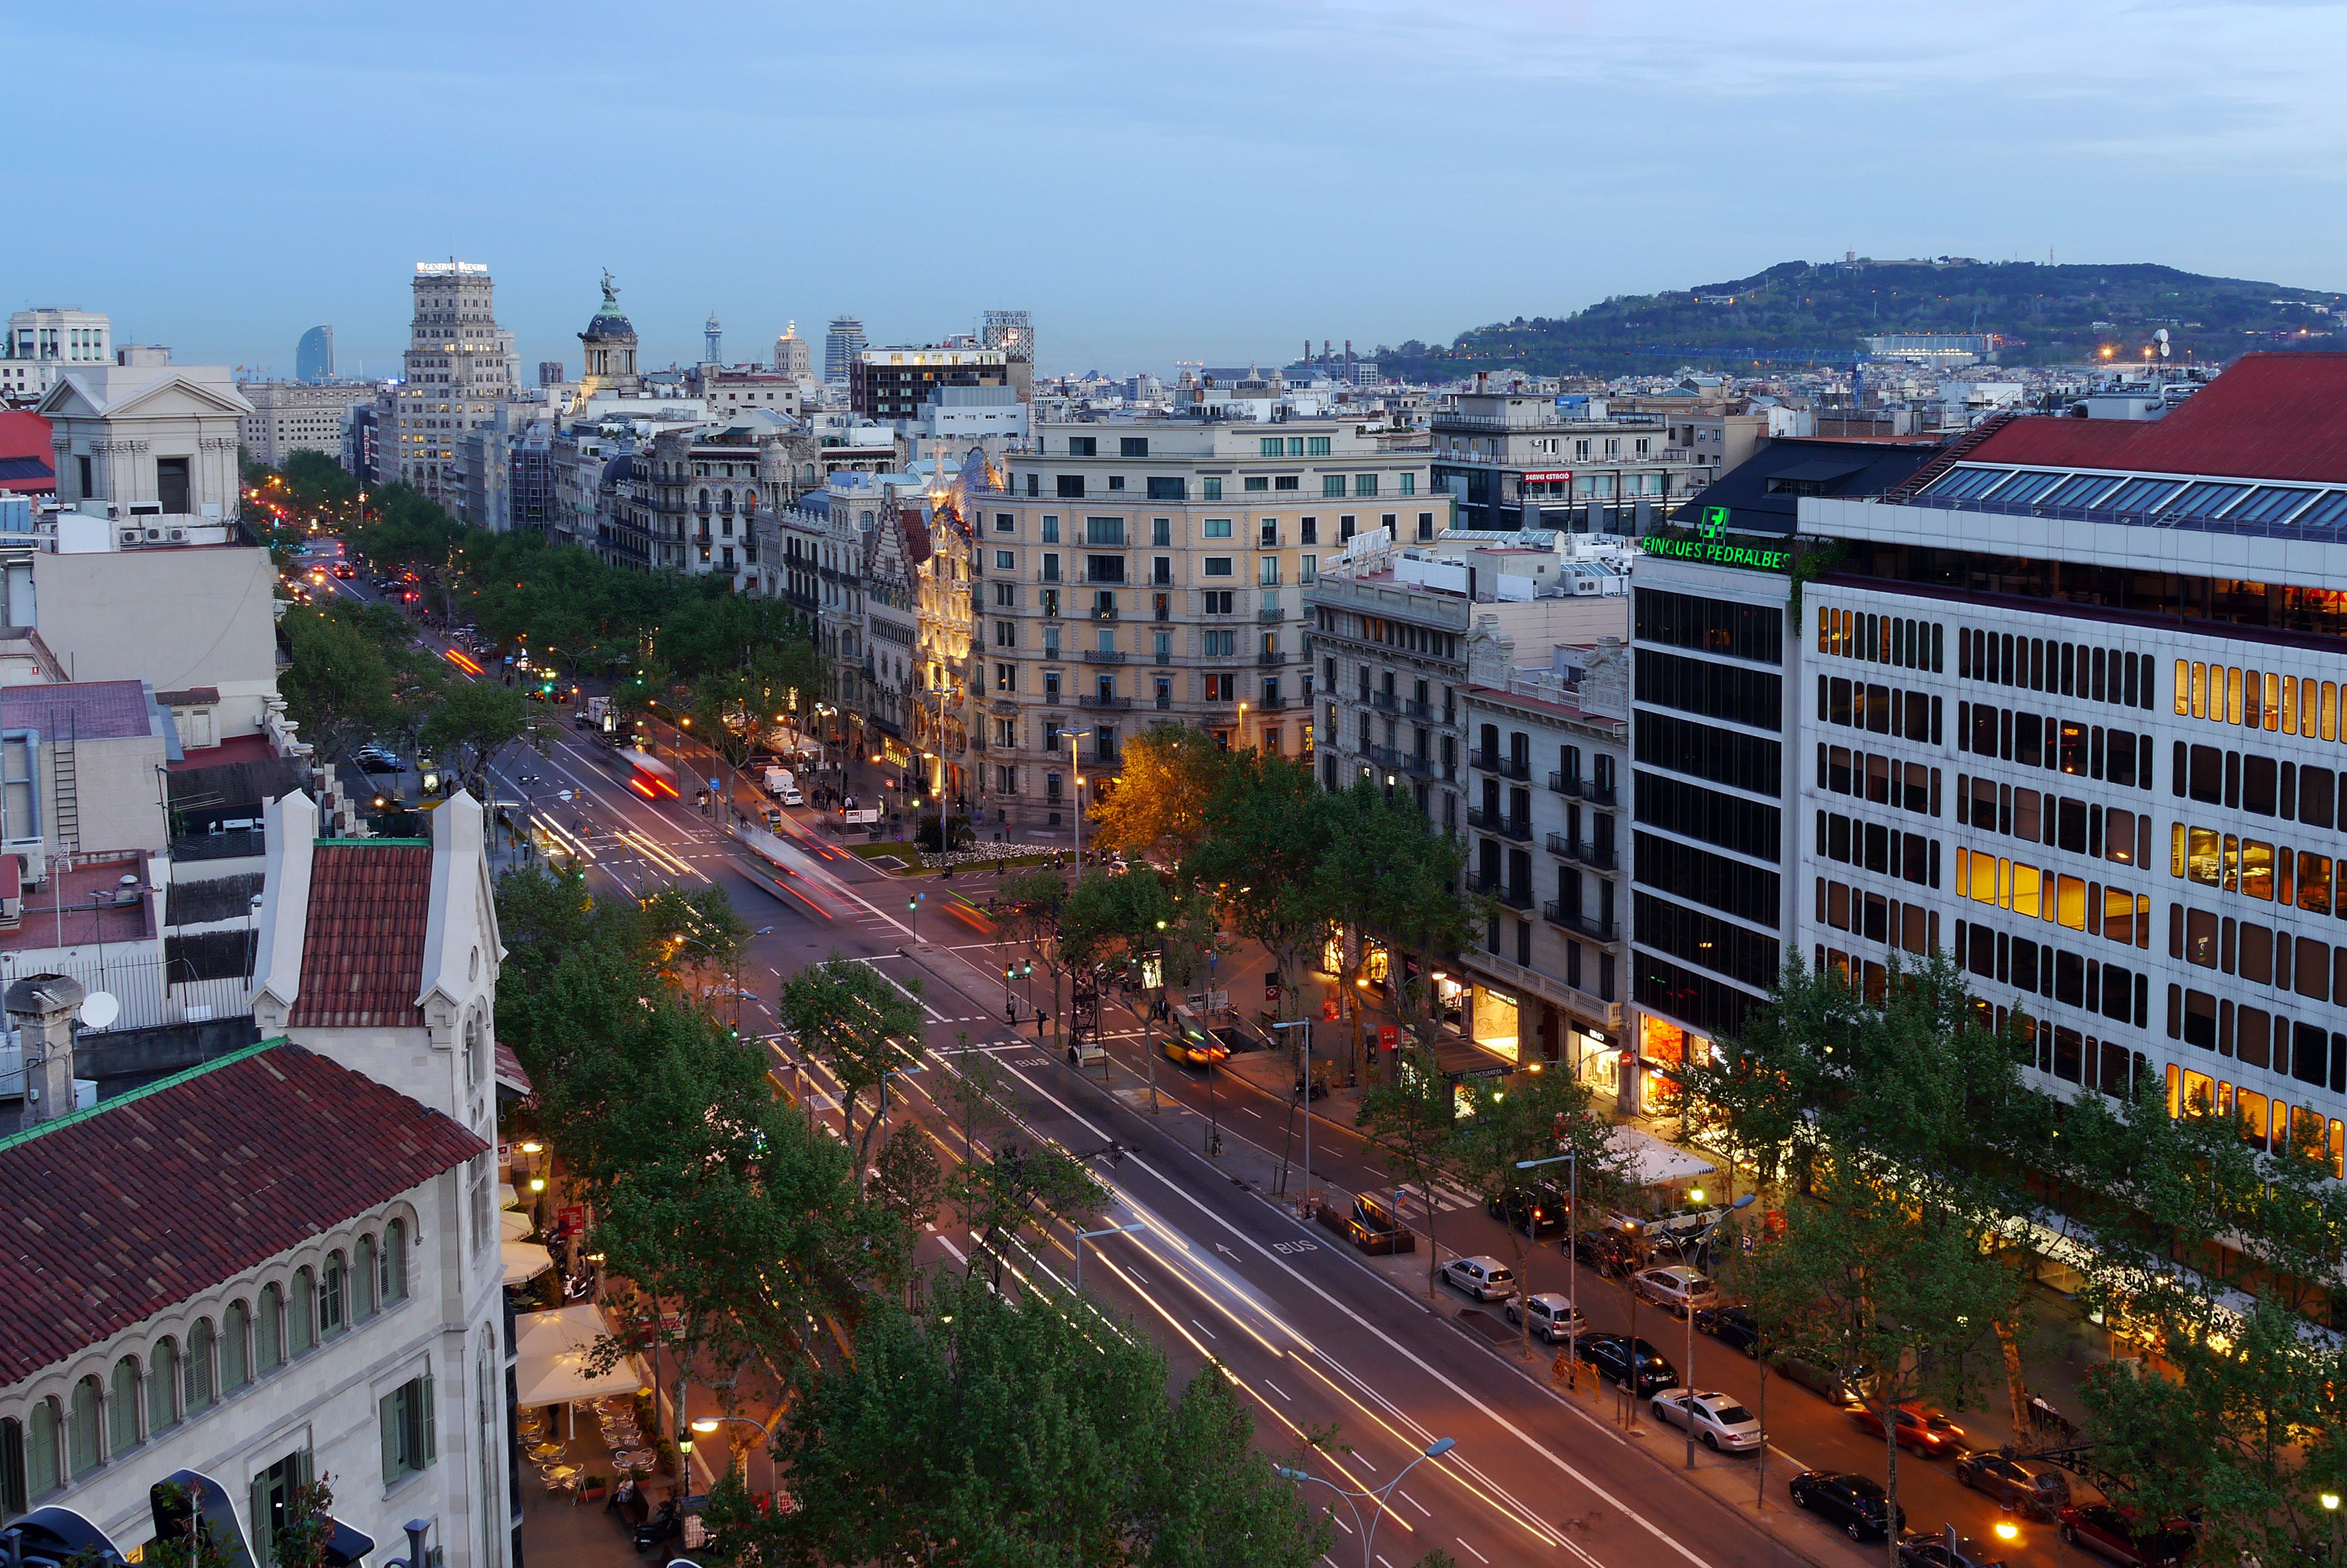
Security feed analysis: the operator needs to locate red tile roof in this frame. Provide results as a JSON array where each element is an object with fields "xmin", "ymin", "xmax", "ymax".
[
  {"xmin": 1967, "ymin": 352, "xmax": 2347, "ymax": 484},
  {"xmin": 287, "ymin": 842, "xmax": 433, "ymax": 1028},
  {"xmin": 493, "ymin": 1040, "xmax": 533, "ymax": 1097},
  {"xmin": 0, "ymin": 1039, "xmax": 484, "ymax": 1385},
  {"xmin": 0, "ymin": 410, "xmax": 50, "ymax": 464}
]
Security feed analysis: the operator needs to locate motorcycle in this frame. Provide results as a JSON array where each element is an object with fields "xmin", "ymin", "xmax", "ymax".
[{"xmin": 632, "ymin": 1497, "xmax": 680, "ymax": 1555}]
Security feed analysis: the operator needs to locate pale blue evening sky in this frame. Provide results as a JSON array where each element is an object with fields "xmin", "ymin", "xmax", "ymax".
[{"xmin": 15, "ymin": 0, "xmax": 2346, "ymax": 377}]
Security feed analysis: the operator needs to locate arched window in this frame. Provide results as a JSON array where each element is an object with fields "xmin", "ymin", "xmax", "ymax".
[
  {"xmin": 382, "ymin": 1221, "xmax": 409, "ymax": 1302},
  {"xmin": 464, "ymin": 1013, "xmax": 486, "ymax": 1092},
  {"xmin": 256, "ymin": 1286, "xmax": 285, "ymax": 1374},
  {"xmin": 221, "ymin": 1303, "xmax": 250, "ymax": 1390},
  {"xmin": 321, "ymin": 1253, "xmax": 347, "ymax": 1337},
  {"xmin": 183, "ymin": 1320, "xmax": 216, "ymax": 1411},
  {"xmin": 354, "ymin": 1238, "xmax": 380, "ymax": 1320},
  {"xmin": 698, "ymin": 488, "xmax": 709, "ymax": 508},
  {"xmin": 2, "ymin": 1415, "xmax": 27, "ymax": 1517},
  {"xmin": 289, "ymin": 1270, "xmax": 316, "ymax": 1355},
  {"xmin": 68, "ymin": 1379, "xmax": 102, "ymax": 1477},
  {"xmin": 26, "ymin": 1400, "xmax": 60, "ymax": 1499},
  {"xmin": 109, "ymin": 1357, "xmax": 140, "ymax": 1453},
  {"xmin": 147, "ymin": 1340, "xmax": 179, "ymax": 1432}
]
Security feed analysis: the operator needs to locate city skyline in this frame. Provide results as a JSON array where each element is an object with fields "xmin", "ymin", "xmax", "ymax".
[{"xmin": 15, "ymin": 0, "xmax": 2347, "ymax": 376}]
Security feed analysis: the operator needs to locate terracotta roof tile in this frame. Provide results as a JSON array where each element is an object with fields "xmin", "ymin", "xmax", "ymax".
[
  {"xmin": 0, "ymin": 1040, "xmax": 484, "ymax": 1386},
  {"xmin": 288, "ymin": 843, "xmax": 433, "ymax": 1029}
]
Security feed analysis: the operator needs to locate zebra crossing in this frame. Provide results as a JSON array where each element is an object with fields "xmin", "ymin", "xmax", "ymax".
[{"xmin": 1390, "ymin": 1178, "xmax": 1486, "ymax": 1218}]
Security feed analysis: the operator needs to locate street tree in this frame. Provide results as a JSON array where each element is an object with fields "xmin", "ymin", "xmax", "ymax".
[
  {"xmin": 1359, "ymin": 1038, "xmax": 1459, "ymax": 1299},
  {"xmin": 1190, "ymin": 749, "xmax": 1337, "ymax": 1029},
  {"xmin": 419, "ymin": 677, "xmax": 541, "ymax": 797},
  {"xmin": 1453, "ymin": 1069, "xmax": 1633, "ymax": 1359},
  {"xmin": 278, "ymin": 606, "xmax": 399, "ymax": 764},
  {"xmin": 996, "ymin": 865, "xmax": 1070, "ymax": 1028},
  {"xmin": 1682, "ymin": 953, "xmax": 2052, "ymax": 1567},
  {"xmin": 1086, "ymin": 721, "xmax": 1231, "ymax": 870},
  {"xmin": 710, "ymin": 1273, "xmax": 1329, "ymax": 1568},
  {"xmin": 2056, "ymin": 1083, "xmax": 2347, "ymax": 1566},
  {"xmin": 1314, "ymin": 782, "xmax": 1474, "ymax": 1083},
  {"xmin": 777, "ymin": 955, "xmax": 928, "ymax": 1179}
]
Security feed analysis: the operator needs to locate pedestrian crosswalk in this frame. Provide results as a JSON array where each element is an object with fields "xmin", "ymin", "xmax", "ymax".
[{"xmin": 1391, "ymin": 1178, "xmax": 1485, "ymax": 1217}]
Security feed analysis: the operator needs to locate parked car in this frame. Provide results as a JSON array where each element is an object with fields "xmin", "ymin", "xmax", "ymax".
[
  {"xmin": 1573, "ymin": 1333, "xmax": 1678, "ymax": 1396},
  {"xmin": 1695, "ymin": 1304, "xmax": 1762, "ymax": 1357},
  {"xmin": 1771, "ymin": 1349, "xmax": 1860, "ymax": 1406},
  {"xmin": 1502, "ymin": 1292, "xmax": 1585, "ymax": 1342},
  {"xmin": 1787, "ymin": 1471, "xmax": 1905, "ymax": 1542},
  {"xmin": 1485, "ymin": 1184, "xmax": 1569, "ymax": 1235},
  {"xmin": 1632, "ymin": 1265, "xmax": 1719, "ymax": 1316},
  {"xmin": 780, "ymin": 788, "xmax": 804, "ymax": 807},
  {"xmin": 1953, "ymin": 1451, "xmax": 2073, "ymax": 1518},
  {"xmin": 1441, "ymin": 1255, "xmax": 1516, "ymax": 1302},
  {"xmin": 1647, "ymin": 1388, "xmax": 1763, "ymax": 1453},
  {"xmin": 356, "ymin": 747, "xmax": 403, "ymax": 774},
  {"xmin": 1850, "ymin": 1402, "xmax": 1968, "ymax": 1458},
  {"xmin": 1568, "ymin": 1228, "xmax": 1634, "ymax": 1277},
  {"xmin": 2058, "ymin": 1506, "xmax": 2195, "ymax": 1568},
  {"xmin": 1898, "ymin": 1531, "xmax": 2008, "ymax": 1568}
]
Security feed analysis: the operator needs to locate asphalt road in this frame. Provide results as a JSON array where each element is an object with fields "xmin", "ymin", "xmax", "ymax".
[{"xmin": 321, "ymin": 566, "xmax": 2088, "ymax": 1568}]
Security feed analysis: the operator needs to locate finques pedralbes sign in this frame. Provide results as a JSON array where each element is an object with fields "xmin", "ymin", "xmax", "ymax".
[{"xmin": 1636, "ymin": 507, "xmax": 1792, "ymax": 573}]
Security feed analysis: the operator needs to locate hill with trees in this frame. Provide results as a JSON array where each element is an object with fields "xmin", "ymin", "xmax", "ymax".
[{"xmin": 1372, "ymin": 258, "xmax": 2344, "ymax": 380}]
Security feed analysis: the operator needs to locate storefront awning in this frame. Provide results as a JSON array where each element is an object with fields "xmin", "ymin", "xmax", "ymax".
[
  {"xmin": 513, "ymin": 1303, "xmax": 651, "ymax": 1407},
  {"xmin": 501, "ymin": 1239, "xmax": 554, "ymax": 1286},
  {"xmin": 1607, "ymin": 1124, "xmax": 1715, "ymax": 1186},
  {"xmin": 501, "ymin": 1208, "xmax": 534, "ymax": 1242}
]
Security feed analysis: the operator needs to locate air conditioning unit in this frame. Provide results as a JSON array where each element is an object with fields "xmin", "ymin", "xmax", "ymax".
[
  {"xmin": 167, "ymin": 528, "xmax": 186, "ymax": 542},
  {"xmin": 144, "ymin": 528, "xmax": 162, "ymax": 541},
  {"xmin": 118, "ymin": 529, "xmax": 140, "ymax": 547}
]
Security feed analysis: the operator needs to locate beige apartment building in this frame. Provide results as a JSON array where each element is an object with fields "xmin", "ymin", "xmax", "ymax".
[{"xmin": 969, "ymin": 417, "xmax": 1440, "ymax": 833}]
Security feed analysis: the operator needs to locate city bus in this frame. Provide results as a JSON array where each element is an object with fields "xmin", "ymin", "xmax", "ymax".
[{"xmin": 619, "ymin": 749, "xmax": 680, "ymax": 800}]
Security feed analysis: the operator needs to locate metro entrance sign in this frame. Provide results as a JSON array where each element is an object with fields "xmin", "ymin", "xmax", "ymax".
[{"xmin": 1636, "ymin": 506, "xmax": 1793, "ymax": 573}]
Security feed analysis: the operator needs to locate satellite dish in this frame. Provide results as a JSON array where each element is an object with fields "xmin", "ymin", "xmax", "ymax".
[
  {"xmin": 80, "ymin": 992, "xmax": 120, "ymax": 1030},
  {"xmin": 2156, "ymin": 329, "xmax": 2173, "ymax": 360}
]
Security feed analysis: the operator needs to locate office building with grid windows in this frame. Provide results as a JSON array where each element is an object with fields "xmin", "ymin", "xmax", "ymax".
[{"xmin": 1780, "ymin": 353, "xmax": 2347, "ymax": 1161}]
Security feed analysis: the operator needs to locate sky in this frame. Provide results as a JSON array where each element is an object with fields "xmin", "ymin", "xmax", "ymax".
[{"xmin": 15, "ymin": 0, "xmax": 2347, "ymax": 378}]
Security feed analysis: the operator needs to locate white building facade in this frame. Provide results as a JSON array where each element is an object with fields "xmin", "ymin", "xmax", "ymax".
[{"xmin": 392, "ymin": 263, "xmax": 519, "ymax": 507}]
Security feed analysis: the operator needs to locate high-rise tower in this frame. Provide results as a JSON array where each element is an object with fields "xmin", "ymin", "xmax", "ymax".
[
  {"xmin": 823, "ymin": 315, "xmax": 866, "ymax": 384},
  {"xmin": 704, "ymin": 311, "xmax": 723, "ymax": 366},
  {"xmin": 392, "ymin": 260, "xmax": 517, "ymax": 503},
  {"xmin": 295, "ymin": 325, "xmax": 335, "ymax": 383}
]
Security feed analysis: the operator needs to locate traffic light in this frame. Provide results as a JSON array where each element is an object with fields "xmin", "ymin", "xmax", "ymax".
[
  {"xmin": 1005, "ymin": 965, "xmax": 1016, "ymax": 984},
  {"xmin": 1021, "ymin": 961, "xmax": 1033, "ymax": 979}
]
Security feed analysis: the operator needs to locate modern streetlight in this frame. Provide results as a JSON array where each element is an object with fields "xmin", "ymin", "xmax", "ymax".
[
  {"xmin": 1072, "ymin": 1221, "xmax": 1146, "ymax": 1289},
  {"xmin": 1277, "ymin": 1437, "xmax": 1455, "ymax": 1568},
  {"xmin": 1672, "ymin": 1193, "xmax": 1757, "ymax": 1469},
  {"xmin": 1516, "ymin": 1149, "xmax": 1581, "ymax": 1373},
  {"xmin": 1271, "ymin": 1018, "xmax": 1314, "ymax": 1207},
  {"xmin": 688, "ymin": 1412, "xmax": 780, "ymax": 1500},
  {"xmin": 1065, "ymin": 730, "xmax": 1092, "ymax": 864}
]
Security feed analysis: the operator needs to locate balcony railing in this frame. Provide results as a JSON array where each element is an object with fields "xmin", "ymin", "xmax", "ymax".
[
  {"xmin": 1542, "ymin": 902, "xmax": 1620, "ymax": 943},
  {"xmin": 1404, "ymin": 698, "xmax": 1434, "ymax": 719},
  {"xmin": 1471, "ymin": 749, "xmax": 1531, "ymax": 780},
  {"xmin": 1468, "ymin": 808, "xmax": 1532, "ymax": 841},
  {"xmin": 1369, "ymin": 690, "xmax": 1398, "ymax": 712},
  {"xmin": 1475, "ymin": 874, "xmax": 1535, "ymax": 911},
  {"xmin": 1545, "ymin": 833, "xmax": 1619, "ymax": 871},
  {"xmin": 1257, "ymin": 651, "xmax": 1284, "ymax": 666},
  {"xmin": 1079, "ymin": 650, "xmax": 1127, "ymax": 664},
  {"xmin": 1093, "ymin": 607, "xmax": 1120, "ymax": 621},
  {"xmin": 1076, "ymin": 694, "xmax": 1132, "ymax": 710},
  {"xmin": 1258, "ymin": 604, "xmax": 1286, "ymax": 622}
]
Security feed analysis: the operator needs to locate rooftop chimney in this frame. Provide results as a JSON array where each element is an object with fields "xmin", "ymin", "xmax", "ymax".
[{"xmin": 9, "ymin": 972, "xmax": 85, "ymax": 1131}]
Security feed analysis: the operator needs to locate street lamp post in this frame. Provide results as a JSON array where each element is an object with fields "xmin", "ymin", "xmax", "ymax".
[
  {"xmin": 1277, "ymin": 1437, "xmax": 1455, "ymax": 1568},
  {"xmin": 1065, "ymin": 730, "xmax": 1092, "ymax": 864},
  {"xmin": 1072, "ymin": 1221, "xmax": 1146, "ymax": 1290},
  {"xmin": 688, "ymin": 1412, "xmax": 780, "ymax": 1503},
  {"xmin": 1673, "ymin": 1192, "xmax": 1757, "ymax": 1470},
  {"xmin": 1272, "ymin": 1018, "xmax": 1313, "ymax": 1207},
  {"xmin": 1516, "ymin": 1149, "xmax": 1579, "ymax": 1373}
]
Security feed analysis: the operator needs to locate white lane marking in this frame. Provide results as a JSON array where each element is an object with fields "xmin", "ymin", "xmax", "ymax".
[
  {"xmin": 1264, "ymin": 1378, "xmax": 1292, "ymax": 1402},
  {"xmin": 1400, "ymin": 1489, "xmax": 1430, "ymax": 1517},
  {"xmin": 1456, "ymin": 1540, "xmax": 1490, "ymax": 1564},
  {"xmin": 935, "ymin": 1235, "xmax": 966, "ymax": 1265},
  {"xmin": 978, "ymin": 1056, "xmax": 1718, "ymax": 1568},
  {"xmin": 852, "ymin": 956, "xmax": 947, "ymax": 1021},
  {"xmin": 1189, "ymin": 1318, "xmax": 1217, "ymax": 1341}
]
